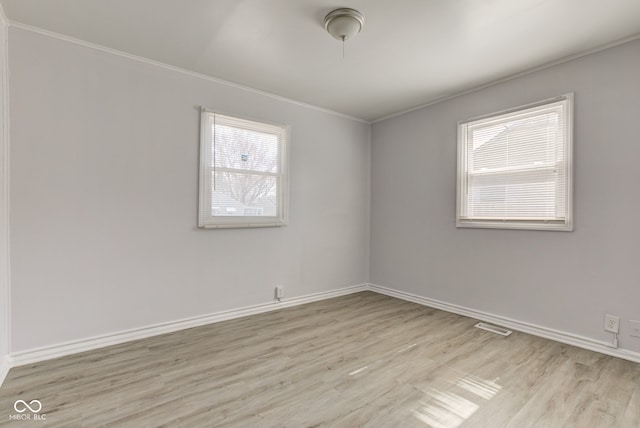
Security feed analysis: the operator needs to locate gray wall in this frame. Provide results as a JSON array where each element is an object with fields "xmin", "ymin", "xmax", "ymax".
[
  {"xmin": 9, "ymin": 28, "xmax": 370, "ymax": 352},
  {"xmin": 0, "ymin": 18, "xmax": 8, "ymax": 364},
  {"xmin": 8, "ymin": 23, "xmax": 640, "ymax": 357},
  {"xmin": 371, "ymin": 39, "xmax": 640, "ymax": 353}
]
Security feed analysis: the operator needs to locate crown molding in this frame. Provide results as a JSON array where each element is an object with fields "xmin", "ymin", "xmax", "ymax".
[
  {"xmin": 8, "ymin": 20, "xmax": 370, "ymax": 125},
  {"xmin": 372, "ymin": 32, "xmax": 640, "ymax": 124}
]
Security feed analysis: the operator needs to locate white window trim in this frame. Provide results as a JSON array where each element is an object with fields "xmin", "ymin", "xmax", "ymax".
[
  {"xmin": 456, "ymin": 93, "xmax": 574, "ymax": 231},
  {"xmin": 198, "ymin": 108, "xmax": 290, "ymax": 229}
]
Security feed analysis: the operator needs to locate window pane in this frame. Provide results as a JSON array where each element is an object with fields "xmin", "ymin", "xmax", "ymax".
[
  {"xmin": 213, "ymin": 125, "xmax": 279, "ymax": 173},
  {"xmin": 457, "ymin": 95, "xmax": 572, "ymax": 230},
  {"xmin": 199, "ymin": 110, "xmax": 288, "ymax": 228},
  {"xmin": 469, "ymin": 110, "xmax": 562, "ymax": 173},
  {"xmin": 212, "ymin": 171, "xmax": 278, "ymax": 217},
  {"xmin": 468, "ymin": 170, "xmax": 561, "ymax": 218}
]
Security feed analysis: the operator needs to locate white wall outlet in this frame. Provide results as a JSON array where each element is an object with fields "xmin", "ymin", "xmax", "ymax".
[
  {"xmin": 604, "ymin": 314, "xmax": 620, "ymax": 333},
  {"xmin": 629, "ymin": 320, "xmax": 640, "ymax": 338},
  {"xmin": 275, "ymin": 285, "xmax": 284, "ymax": 301}
]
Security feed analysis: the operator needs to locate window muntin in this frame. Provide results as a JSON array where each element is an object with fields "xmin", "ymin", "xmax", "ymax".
[
  {"xmin": 199, "ymin": 110, "xmax": 289, "ymax": 228},
  {"xmin": 457, "ymin": 94, "xmax": 573, "ymax": 231}
]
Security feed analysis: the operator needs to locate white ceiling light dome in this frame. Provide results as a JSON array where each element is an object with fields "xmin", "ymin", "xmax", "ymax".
[{"xmin": 324, "ymin": 8, "xmax": 365, "ymax": 41}]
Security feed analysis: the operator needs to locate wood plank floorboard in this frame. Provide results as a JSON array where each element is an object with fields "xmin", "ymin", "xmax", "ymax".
[{"xmin": 0, "ymin": 291, "xmax": 639, "ymax": 427}]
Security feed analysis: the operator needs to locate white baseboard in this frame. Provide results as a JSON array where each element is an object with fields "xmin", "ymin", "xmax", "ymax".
[
  {"xmin": 369, "ymin": 283, "xmax": 640, "ymax": 364},
  {"xmin": 7, "ymin": 282, "xmax": 638, "ymax": 375},
  {"xmin": 0, "ymin": 355, "xmax": 8, "ymax": 388},
  {"xmin": 9, "ymin": 284, "xmax": 368, "ymax": 368}
]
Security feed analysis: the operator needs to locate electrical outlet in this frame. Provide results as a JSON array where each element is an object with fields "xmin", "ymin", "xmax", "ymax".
[
  {"xmin": 604, "ymin": 315, "xmax": 620, "ymax": 333},
  {"xmin": 629, "ymin": 320, "xmax": 640, "ymax": 338},
  {"xmin": 275, "ymin": 285, "xmax": 284, "ymax": 301}
]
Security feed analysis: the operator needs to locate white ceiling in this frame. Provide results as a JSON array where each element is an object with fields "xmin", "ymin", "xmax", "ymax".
[{"xmin": 2, "ymin": 0, "xmax": 640, "ymax": 122}]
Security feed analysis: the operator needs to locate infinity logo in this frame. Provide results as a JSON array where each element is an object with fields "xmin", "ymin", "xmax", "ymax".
[{"xmin": 13, "ymin": 399, "xmax": 42, "ymax": 413}]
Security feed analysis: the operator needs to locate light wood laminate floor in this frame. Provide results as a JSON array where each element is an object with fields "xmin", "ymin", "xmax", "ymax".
[{"xmin": 1, "ymin": 291, "xmax": 639, "ymax": 427}]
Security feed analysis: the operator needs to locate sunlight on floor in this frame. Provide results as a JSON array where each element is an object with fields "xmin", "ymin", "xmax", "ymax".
[
  {"xmin": 414, "ymin": 390, "xmax": 479, "ymax": 428},
  {"xmin": 396, "ymin": 343, "xmax": 418, "ymax": 353},
  {"xmin": 455, "ymin": 374, "xmax": 502, "ymax": 400},
  {"xmin": 413, "ymin": 374, "xmax": 503, "ymax": 427},
  {"xmin": 349, "ymin": 366, "xmax": 368, "ymax": 376}
]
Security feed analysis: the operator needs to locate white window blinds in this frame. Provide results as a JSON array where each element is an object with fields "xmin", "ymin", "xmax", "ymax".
[
  {"xmin": 199, "ymin": 110, "xmax": 289, "ymax": 228},
  {"xmin": 457, "ymin": 94, "xmax": 573, "ymax": 231}
]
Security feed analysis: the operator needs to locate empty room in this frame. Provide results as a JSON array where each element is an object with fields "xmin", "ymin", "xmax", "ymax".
[{"xmin": 1, "ymin": 1, "xmax": 639, "ymax": 426}]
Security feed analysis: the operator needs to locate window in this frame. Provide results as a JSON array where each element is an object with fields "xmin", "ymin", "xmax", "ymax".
[
  {"xmin": 456, "ymin": 94, "xmax": 573, "ymax": 231},
  {"xmin": 198, "ymin": 109, "xmax": 289, "ymax": 228}
]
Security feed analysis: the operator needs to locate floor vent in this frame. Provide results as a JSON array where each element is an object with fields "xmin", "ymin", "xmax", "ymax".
[{"xmin": 474, "ymin": 322, "xmax": 512, "ymax": 336}]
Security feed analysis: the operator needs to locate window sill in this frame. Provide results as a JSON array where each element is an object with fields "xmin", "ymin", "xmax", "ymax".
[
  {"xmin": 456, "ymin": 219, "xmax": 573, "ymax": 232},
  {"xmin": 199, "ymin": 221, "xmax": 288, "ymax": 229}
]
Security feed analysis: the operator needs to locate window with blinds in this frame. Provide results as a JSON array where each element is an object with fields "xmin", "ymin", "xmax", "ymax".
[
  {"xmin": 456, "ymin": 94, "xmax": 573, "ymax": 231},
  {"xmin": 198, "ymin": 109, "xmax": 289, "ymax": 228}
]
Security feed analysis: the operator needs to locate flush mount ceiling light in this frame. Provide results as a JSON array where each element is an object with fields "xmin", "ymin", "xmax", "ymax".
[{"xmin": 324, "ymin": 8, "xmax": 365, "ymax": 42}]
